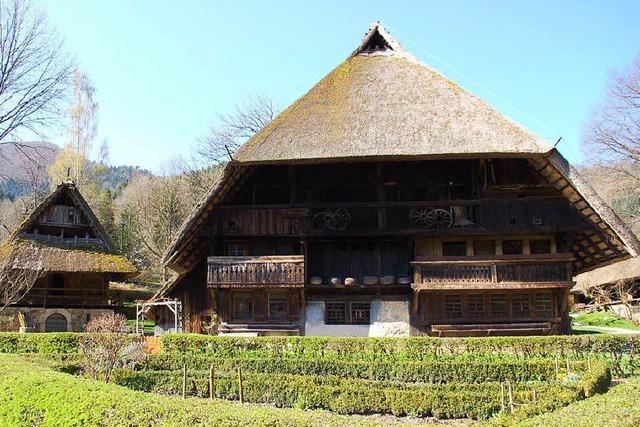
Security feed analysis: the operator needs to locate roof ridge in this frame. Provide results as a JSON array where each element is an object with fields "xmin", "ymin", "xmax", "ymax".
[{"xmin": 350, "ymin": 21, "xmax": 419, "ymax": 63}]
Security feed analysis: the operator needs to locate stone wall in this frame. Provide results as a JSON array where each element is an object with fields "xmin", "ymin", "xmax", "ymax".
[
  {"xmin": 304, "ymin": 299, "xmax": 410, "ymax": 337},
  {"xmin": 1, "ymin": 307, "xmax": 114, "ymax": 332}
]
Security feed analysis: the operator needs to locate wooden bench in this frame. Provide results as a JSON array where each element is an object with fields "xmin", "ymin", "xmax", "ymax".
[{"xmin": 430, "ymin": 322, "xmax": 552, "ymax": 337}]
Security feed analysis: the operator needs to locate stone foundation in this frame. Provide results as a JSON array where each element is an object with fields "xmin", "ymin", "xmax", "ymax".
[{"xmin": 1, "ymin": 307, "xmax": 114, "ymax": 332}]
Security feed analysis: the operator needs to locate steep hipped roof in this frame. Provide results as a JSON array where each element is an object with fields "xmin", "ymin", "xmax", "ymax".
[
  {"xmin": 1, "ymin": 181, "xmax": 137, "ymax": 277},
  {"xmin": 234, "ymin": 22, "xmax": 552, "ymax": 164},
  {"xmin": 573, "ymin": 257, "xmax": 640, "ymax": 293},
  {"xmin": 159, "ymin": 23, "xmax": 640, "ymax": 293}
]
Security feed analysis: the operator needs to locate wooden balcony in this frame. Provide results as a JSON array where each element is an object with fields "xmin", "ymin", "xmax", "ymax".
[
  {"xmin": 17, "ymin": 287, "xmax": 111, "ymax": 307},
  {"xmin": 207, "ymin": 256, "xmax": 305, "ymax": 288},
  {"xmin": 411, "ymin": 254, "xmax": 574, "ymax": 290}
]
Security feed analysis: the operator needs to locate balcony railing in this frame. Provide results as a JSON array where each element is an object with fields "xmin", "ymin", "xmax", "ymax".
[
  {"xmin": 207, "ymin": 256, "xmax": 305, "ymax": 287},
  {"xmin": 17, "ymin": 287, "xmax": 110, "ymax": 307},
  {"xmin": 411, "ymin": 255, "xmax": 574, "ymax": 288}
]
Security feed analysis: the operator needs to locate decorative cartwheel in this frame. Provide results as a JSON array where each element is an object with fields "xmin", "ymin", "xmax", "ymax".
[
  {"xmin": 312, "ymin": 208, "xmax": 351, "ymax": 231},
  {"xmin": 409, "ymin": 207, "xmax": 454, "ymax": 228}
]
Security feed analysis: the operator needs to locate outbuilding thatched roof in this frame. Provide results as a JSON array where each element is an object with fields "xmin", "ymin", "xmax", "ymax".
[
  {"xmin": 1, "ymin": 181, "xmax": 137, "ymax": 278},
  {"xmin": 234, "ymin": 23, "xmax": 551, "ymax": 164},
  {"xmin": 574, "ymin": 257, "xmax": 640, "ymax": 293}
]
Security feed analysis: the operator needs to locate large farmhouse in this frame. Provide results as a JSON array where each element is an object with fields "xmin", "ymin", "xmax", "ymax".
[
  {"xmin": 0, "ymin": 180, "xmax": 137, "ymax": 332},
  {"xmin": 157, "ymin": 23, "xmax": 640, "ymax": 337}
]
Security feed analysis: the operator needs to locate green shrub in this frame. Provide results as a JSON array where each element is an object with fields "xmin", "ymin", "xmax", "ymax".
[
  {"xmin": 160, "ymin": 334, "xmax": 639, "ymax": 376},
  {"xmin": 0, "ymin": 355, "xmax": 378, "ymax": 427},
  {"xmin": 147, "ymin": 354, "xmax": 558, "ymax": 383},
  {"xmin": 112, "ymin": 360, "xmax": 610, "ymax": 420},
  {"xmin": 0, "ymin": 332, "xmax": 80, "ymax": 354}
]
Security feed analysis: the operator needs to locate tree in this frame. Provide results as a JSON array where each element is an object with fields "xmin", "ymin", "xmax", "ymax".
[
  {"xmin": 584, "ymin": 53, "xmax": 640, "ymax": 182},
  {"xmin": 0, "ymin": 242, "xmax": 45, "ymax": 315},
  {"xmin": 0, "ymin": 0, "xmax": 74, "ymax": 150},
  {"xmin": 197, "ymin": 93, "xmax": 275, "ymax": 164},
  {"xmin": 586, "ymin": 279, "xmax": 638, "ymax": 321}
]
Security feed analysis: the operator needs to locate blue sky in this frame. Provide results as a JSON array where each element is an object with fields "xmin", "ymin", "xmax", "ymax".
[{"xmin": 39, "ymin": 1, "xmax": 640, "ymax": 171}]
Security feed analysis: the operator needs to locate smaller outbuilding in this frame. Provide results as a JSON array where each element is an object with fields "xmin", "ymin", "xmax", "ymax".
[{"xmin": 0, "ymin": 180, "xmax": 137, "ymax": 332}]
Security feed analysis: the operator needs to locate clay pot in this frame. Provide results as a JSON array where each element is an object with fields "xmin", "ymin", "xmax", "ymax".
[
  {"xmin": 344, "ymin": 277, "xmax": 358, "ymax": 286},
  {"xmin": 380, "ymin": 275, "xmax": 395, "ymax": 285},
  {"xmin": 363, "ymin": 276, "xmax": 379, "ymax": 286},
  {"xmin": 309, "ymin": 276, "xmax": 323, "ymax": 285},
  {"xmin": 398, "ymin": 276, "xmax": 411, "ymax": 285}
]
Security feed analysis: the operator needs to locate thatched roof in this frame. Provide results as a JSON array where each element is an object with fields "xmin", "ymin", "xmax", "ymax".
[
  {"xmin": 574, "ymin": 257, "xmax": 640, "ymax": 292},
  {"xmin": 234, "ymin": 23, "xmax": 551, "ymax": 164},
  {"xmin": 0, "ymin": 238, "xmax": 137, "ymax": 276},
  {"xmin": 1, "ymin": 181, "xmax": 138, "ymax": 277},
  {"xmin": 159, "ymin": 22, "xmax": 640, "ymax": 291}
]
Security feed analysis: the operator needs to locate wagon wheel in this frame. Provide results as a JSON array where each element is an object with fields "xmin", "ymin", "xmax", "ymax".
[
  {"xmin": 329, "ymin": 208, "xmax": 350, "ymax": 231},
  {"xmin": 409, "ymin": 207, "xmax": 432, "ymax": 227},
  {"xmin": 427, "ymin": 208, "xmax": 454, "ymax": 228},
  {"xmin": 312, "ymin": 208, "xmax": 351, "ymax": 231},
  {"xmin": 409, "ymin": 207, "xmax": 454, "ymax": 228}
]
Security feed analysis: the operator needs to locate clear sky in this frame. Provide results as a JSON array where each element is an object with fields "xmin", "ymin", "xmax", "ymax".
[{"xmin": 39, "ymin": 0, "xmax": 640, "ymax": 172}]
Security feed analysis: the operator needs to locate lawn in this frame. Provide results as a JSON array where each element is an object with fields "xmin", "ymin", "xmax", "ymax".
[{"xmin": 572, "ymin": 311, "xmax": 640, "ymax": 331}]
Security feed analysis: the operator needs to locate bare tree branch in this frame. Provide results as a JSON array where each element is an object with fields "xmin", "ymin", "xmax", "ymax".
[{"xmin": 196, "ymin": 93, "xmax": 276, "ymax": 164}]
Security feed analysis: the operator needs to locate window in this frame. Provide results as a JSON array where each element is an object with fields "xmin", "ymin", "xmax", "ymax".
[
  {"xmin": 442, "ymin": 241, "xmax": 467, "ymax": 256},
  {"xmin": 67, "ymin": 208, "xmax": 75, "ymax": 224},
  {"xmin": 530, "ymin": 239, "xmax": 552, "ymax": 255},
  {"xmin": 233, "ymin": 294, "xmax": 253, "ymax": 320},
  {"xmin": 228, "ymin": 244, "xmax": 247, "ymax": 257},
  {"xmin": 467, "ymin": 294, "xmax": 485, "ymax": 318},
  {"xmin": 51, "ymin": 273, "xmax": 65, "ymax": 297},
  {"xmin": 350, "ymin": 302, "xmax": 371, "ymax": 325},
  {"xmin": 473, "ymin": 240, "xmax": 495, "ymax": 256},
  {"xmin": 326, "ymin": 302, "xmax": 347, "ymax": 324},
  {"xmin": 444, "ymin": 294, "xmax": 463, "ymax": 319},
  {"xmin": 490, "ymin": 293, "xmax": 508, "ymax": 318},
  {"xmin": 325, "ymin": 301, "xmax": 371, "ymax": 325},
  {"xmin": 502, "ymin": 240, "xmax": 523, "ymax": 255},
  {"xmin": 512, "ymin": 293, "xmax": 531, "ymax": 318},
  {"xmin": 268, "ymin": 294, "xmax": 288, "ymax": 321},
  {"xmin": 535, "ymin": 292, "xmax": 554, "ymax": 317}
]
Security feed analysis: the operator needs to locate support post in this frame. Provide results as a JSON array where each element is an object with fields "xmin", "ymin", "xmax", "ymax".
[
  {"xmin": 508, "ymin": 381, "xmax": 514, "ymax": 412},
  {"xmin": 500, "ymin": 382, "xmax": 505, "ymax": 412},
  {"xmin": 237, "ymin": 366, "xmax": 244, "ymax": 404},
  {"xmin": 182, "ymin": 363, "xmax": 187, "ymax": 399},
  {"xmin": 209, "ymin": 364, "xmax": 215, "ymax": 399}
]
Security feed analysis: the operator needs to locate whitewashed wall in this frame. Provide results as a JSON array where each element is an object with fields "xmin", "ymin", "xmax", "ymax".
[{"xmin": 304, "ymin": 299, "xmax": 410, "ymax": 337}]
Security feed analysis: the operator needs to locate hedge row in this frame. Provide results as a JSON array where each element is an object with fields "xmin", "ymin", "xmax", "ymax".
[
  {"xmin": 147, "ymin": 354, "xmax": 559, "ymax": 383},
  {"xmin": 0, "ymin": 355, "xmax": 379, "ymax": 427},
  {"xmin": 113, "ymin": 361, "xmax": 610, "ymax": 420},
  {"xmin": 160, "ymin": 334, "xmax": 639, "ymax": 360},
  {"xmin": 0, "ymin": 332, "xmax": 79, "ymax": 354}
]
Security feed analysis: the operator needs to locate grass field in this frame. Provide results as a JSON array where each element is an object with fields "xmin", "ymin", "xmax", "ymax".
[{"xmin": 572, "ymin": 311, "xmax": 640, "ymax": 331}]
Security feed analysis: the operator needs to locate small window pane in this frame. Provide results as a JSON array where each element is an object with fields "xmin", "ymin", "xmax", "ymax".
[
  {"xmin": 326, "ymin": 302, "xmax": 347, "ymax": 325},
  {"xmin": 535, "ymin": 292, "xmax": 554, "ymax": 317},
  {"xmin": 350, "ymin": 302, "xmax": 371, "ymax": 325},
  {"xmin": 228, "ymin": 244, "xmax": 247, "ymax": 257},
  {"xmin": 442, "ymin": 241, "xmax": 467, "ymax": 256},
  {"xmin": 502, "ymin": 240, "xmax": 523, "ymax": 255},
  {"xmin": 268, "ymin": 294, "xmax": 288, "ymax": 321},
  {"xmin": 512, "ymin": 293, "xmax": 531, "ymax": 318},
  {"xmin": 233, "ymin": 294, "xmax": 253, "ymax": 320},
  {"xmin": 467, "ymin": 294, "xmax": 485, "ymax": 318},
  {"xmin": 444, "ymin": 294, "xmax": 463, "ymax": 319},
  {"xmin": 530, "ymin": 239, "xmax": 551, "ymax": 254},
  {"xmin": 473, "ymin": 240, "xmax": 495, "ymax": 256},
  {"xmin": 490, "ymin": 294, "xmax": 508, "ymax": 318}
]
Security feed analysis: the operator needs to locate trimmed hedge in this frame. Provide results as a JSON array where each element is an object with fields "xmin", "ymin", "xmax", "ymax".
[
  {"xmin": 0, "ymin": 355, "xmax": 379, "ymax": 427},
  {"xmin": 160, "ymin": 334, "xmax": 640, "ymax": 375},
  {"xmin": 113, "ymin": 360, "xmax": 610, "ymax": 420},
  {"xmin": 0, "ymin": 332, "xmax": 80, "ymax": 354},
  {"xmin": 147, "ymin": 354, "xmax": 558, "ymax": 383}
]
